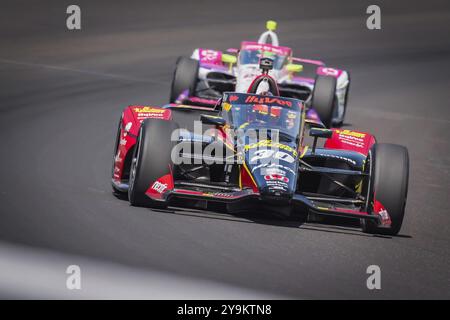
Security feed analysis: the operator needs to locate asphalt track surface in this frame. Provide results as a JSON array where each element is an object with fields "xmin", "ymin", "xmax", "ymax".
[{"xmin": 1, "ymin": 0, "xmax": 449, "ymax": 299}]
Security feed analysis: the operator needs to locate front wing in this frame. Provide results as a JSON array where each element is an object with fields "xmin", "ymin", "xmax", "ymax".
[{"xmin": 150, "ymin": 185, "xmax": 387, "ymax": 227}]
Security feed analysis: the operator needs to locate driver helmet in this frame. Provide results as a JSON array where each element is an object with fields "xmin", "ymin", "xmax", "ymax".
[{"xmin": 255, "ymin": 79, "xmax": 271, "ymax": 95}]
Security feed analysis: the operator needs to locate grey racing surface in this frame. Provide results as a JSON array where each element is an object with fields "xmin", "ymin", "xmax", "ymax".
[{"xmin": 1, "ymin": 0, "xmax": 449, "ymax": 299}]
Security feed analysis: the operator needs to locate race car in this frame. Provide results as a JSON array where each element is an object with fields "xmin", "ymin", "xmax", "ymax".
[
  {"xmin": 169, "ymin": 20, "xmax": 350, "ymax": 127},
  {"xmin": 112, "ymin": 58, "xmax": 408, "ymax": 236}
]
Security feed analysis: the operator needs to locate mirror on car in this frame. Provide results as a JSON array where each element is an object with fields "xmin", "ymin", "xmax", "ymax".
[
  {"xmin": 309, "ymin": 127, "xmax": 333, "ymax": 139},
  {"xmin": 200, "ymin": 114, "xmax": 226, "ymax": 127},
  {"xmin": 286, "ymin": 63, "xmax": 303, "ymax": 73},
  {"xmin": 222, "ymin": 54, "xmax": 237, "ymax": 64},
  {"xmin": 305, "ymin": 118, "xmax": 326, "ymax": 129}
]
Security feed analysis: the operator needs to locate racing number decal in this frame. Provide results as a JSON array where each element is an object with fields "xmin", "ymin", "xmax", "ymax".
[
  {"xmin": 317, "ymin": 66, "xmax": 342, "ymax": 78},
  {"xmin": 321, "ymin": 67, "xmax": 338, "ymax": 76},
  {"xmin": 250, "ymin": 149, "xmax": 295, "ymax": 163},
  {"xmin": 275, "ymin": 151, "xmax": 295, "ymax": 163},
  {"xmin": 251, "ymin": 149, "xmax": 272, "ymax": 162},
  {"xmin": 200, "ymin": 49, "xmax": 220, "ymax": 63}
]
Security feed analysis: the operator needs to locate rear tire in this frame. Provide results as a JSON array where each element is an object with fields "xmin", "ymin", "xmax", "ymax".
[
  {"xmin": 362, "ymin": 143, "xmax": 409, "ymax": 235},
  {"xmin": 128, "ymin": 119, "xmax": 179, "ymax": 207},
  {"xmin": 169, "ymin": 57, "xmax": 199, "ymax": 103},
  {"xmin": 311, "ymin": 75, "xmax": 337, "ymax": 128}
]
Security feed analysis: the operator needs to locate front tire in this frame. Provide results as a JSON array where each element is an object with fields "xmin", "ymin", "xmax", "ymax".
[
  {"xmin": 169, "ymin": 57, "xmax": 199, "ymax": 103},
  {"xmin": 311, "ymin": 75, "xmax": 337, "ymax": 128},
  {"xmin": 362, "ymin": 143, "xmax": 409, "ymax": 235},
  {"xmin": 128, "ymin": 119, "xmax": 179, "ymax": 207}
]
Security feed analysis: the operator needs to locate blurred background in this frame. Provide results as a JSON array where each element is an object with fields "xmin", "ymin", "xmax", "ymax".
[{"xmin": 0, "ymin": 0, "xmax": 449, "ymax": 298}]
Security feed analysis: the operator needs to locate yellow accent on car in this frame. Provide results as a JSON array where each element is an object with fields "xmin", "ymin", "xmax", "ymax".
[
  {"xmin": 299, "ymin": 146, "xmax": 309, "ymax": 158},
  {"xmin": 222, "ymin": 54, "xmax": 237, "ymax": 72},
  {"xmin": 244, "ymin": 140, "xmax": 298, "ymax": 157},
  {"xmin": 266, "ymin": 20, "xmax": 277, "ymax": 31},
  {"xmin": 238, "ymin": 122, "xmax": 250, "ymax": 130},
  {"xmin": 286, "ymin": 64, "xmax": 303, "ymax": 73},
  {"xmin": 221, "ymin": 54, "xmax": 237, "ymax": 64},
  {"xmin": 223, "ymin": 102, "xmax": 232, "ymax": 112},
  {"xmin": 335, "ymin": 129, "xmax": 366, "ymax": 138},
  {"xmin": 239, "ymin": 166, "xmax": 242, "ymax": 189},
  {"xmin": 355, "ymin": 180, "xmax": 363, "ymax": 194},
  {"xmin": 133, "ymin": 107, "xmax": 165, "ymax": 113},
  {"xmin": 356, "ymin": 159, "xmax": 366, "ymax": 194}
]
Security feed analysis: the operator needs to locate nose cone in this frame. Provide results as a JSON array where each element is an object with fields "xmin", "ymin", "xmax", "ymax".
[
  {"xmin": 242, "ymin": 136, "xmax": 299, "ymax": 205},
  {"xmin": 260, "ymin": 174, "xmax": 295, "ymax": 204},
  {"xmin": 250, "ymin": 164, "xmax": 296, "ymax": 204}
]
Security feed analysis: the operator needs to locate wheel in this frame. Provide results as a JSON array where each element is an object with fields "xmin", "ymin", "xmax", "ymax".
[
  {"xmin": 362, "ymin": 143, "xmax": 409, "ymax": 235},
  {"xmin": 311, "ymin": 75, "xmax": 337, "ymax": 128},
  {"xmin": 169, "ymin": 56, "xmax": 199, "ymax": 103},
  {"xmin": 111, "ymin": 115, "xmax": 126, "ymax": 195},
  {"xmin": 332, "ymin": 71, "xmax": 350, "ymax": 127},
  {"xmin": 128, "ymin": 118, "xmax": 179, "ymax": 207}
]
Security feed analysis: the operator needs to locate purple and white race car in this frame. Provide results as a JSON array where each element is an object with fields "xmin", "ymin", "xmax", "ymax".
[{"xmin": 169, "ymin": 20, "xmax": 350, "ymax": 128}]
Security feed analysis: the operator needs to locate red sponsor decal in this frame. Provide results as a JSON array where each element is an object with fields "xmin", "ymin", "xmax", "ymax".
[
  {"xmin": 252, "ymin": 105, "xmax": 282, "ymax": 118},
  {"xmin": 317, "ymin": 66, "xmax": 342, "ymax": 78},
  {"xmin": 145, "ymin": 173, "xmax": 174, "ymax": 200},
  {"xmin": 229, "ymin": 95, "xmax": 239, "ymax": 102},
  {"xmin": 131, "ymin": 106, "xmax": 172, "ymax": 122},
  {"xmin": 373, "ymin": 199, "xmax": 392, "ymax": 227},
  {"xmin": 324, "ymin": 129, "xmax": 376, "ymax": 156},
  {"xmin": 151, "ymin": 181, "xmax": 168, "ymax": 194},
  {"xmin": 264, "ymin": 174, "xmax": 289, "ymax": 183},
  {"xmin": 199, "ymin": 49, "xmax": 222, "ymax": 65},
  {"xmin": 245, "ymin": 95, "xmax": 292, "ymax": 107}
]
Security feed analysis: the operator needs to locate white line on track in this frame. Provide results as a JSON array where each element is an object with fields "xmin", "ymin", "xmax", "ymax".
[{"xmin": 0, "ymin": 241, "xmax": 287, "ymax": 299}]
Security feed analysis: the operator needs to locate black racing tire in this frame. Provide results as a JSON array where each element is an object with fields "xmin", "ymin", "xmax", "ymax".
[
  {"xmin": 128, "ymin": 119, "xmax": 179, "ymax": 207},
  {"xmin": 311, "ymin": 75, "xmax": 337, "ymax": 128},
  {"xmin": 362, "ymin": 143, "xmax": 409, "ymax": 235},
  {"xmin": 111, "ymin": 115, "xmax": 126, "ymax": 195},
  {"xmin": 169, "ymin": 56, "xmax": 199, "ymax": 103}
]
